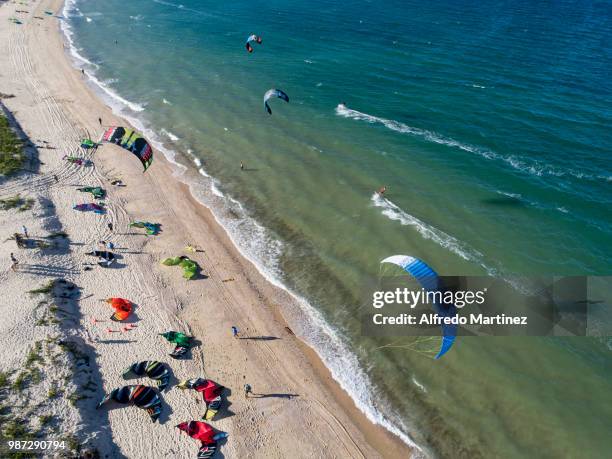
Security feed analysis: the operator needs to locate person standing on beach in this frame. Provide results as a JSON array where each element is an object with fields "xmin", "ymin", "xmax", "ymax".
[
  {"xmin": 231, "ymin": 326, "xmax": 239, "ymax": 338},
  {"xmin": 10, "ymin": 253, "xmax": 18, "ymax": 271},
  {"xmin": 98, "ymin": 117, "xmax": 102, "ymax": 125},
  {"xmin": 21, "ymin": 225, "xmax": 28, "ymax": 238},
  {"xmin": 244, "ymin": 383, "xmax": 252, "ymax": 398},
  {"xmin": 108, "ymin": 222, "xmax": 113, "ymax": 232}
]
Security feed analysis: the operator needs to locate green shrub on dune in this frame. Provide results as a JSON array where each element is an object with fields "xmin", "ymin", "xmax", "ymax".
[{"xmin": 0, "ymin": 114, "xmax": 25, "ymax": 176}]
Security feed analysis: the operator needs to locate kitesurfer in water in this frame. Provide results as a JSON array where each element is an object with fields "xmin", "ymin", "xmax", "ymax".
[
  {"xmin": 240, "ymin": 162, "xmax": 244, "ymax": 170},
  {"xmin": 377, "ymin": 186, "xmax": 387, "ymax": 196}
]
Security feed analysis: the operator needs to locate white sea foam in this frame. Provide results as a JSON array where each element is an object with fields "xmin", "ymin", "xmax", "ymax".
[
  {"xmin": 336, "ymin": 105, "xmax": 610, "ymax": 183},
  {"xmin": 161, "ymin": 129, "xmax": 180, "ymax": 141},
  {"xmin": 371, "ymin": 193, "xmax": 489, "ymax": 267},
  {"xmin": 60, "ymin": 2, "xmax": 98, "ymax": 68},
  {"xmin": 84, "ymin": 72, "xmax": 146, "ymax": 112},
  {"xmin": 61, "ymin": 4, "xmax": 145, "ymax": 113},
  {"xmin": 210, "ymin": 182, "xmax": 225, "ymax": 197},
  {"xmin": 85, "ymin": 17, "xmax": 92, "ymax": 23},
  {"xmin": 496, "ymin": 190, "xmax": 522, "ymax": 199},
  {"xmin": 162, "ymin": 98, "xmax": 172, "ymax": 105},
  {"xmin": 412, "ymin": 377, "xmax": 427, "ymax": 393}
]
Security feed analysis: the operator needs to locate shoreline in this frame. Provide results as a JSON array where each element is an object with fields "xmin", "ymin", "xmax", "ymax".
[{"xmin": 1, "ymin": 0, "xmax": 416, "ymax": 456}]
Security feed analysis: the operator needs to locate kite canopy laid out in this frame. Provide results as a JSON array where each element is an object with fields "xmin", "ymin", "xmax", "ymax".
[
  {"xmin": 177, "ymin": 421, "xmax": 227, "ymax": 459},
  {"xmin": 124, "ymin": 361, "xmax": 170, "ymax": 391},
  {"xmin": 160, "ymin": 331, "xmax": 193, "ymax": 359},
  {"xmin": 77, "ymin": 186, "xmax": 106, "ymax": 200},
  {"xmin": 102, "ymin": 126, "xmax": 153, "ymax": 171},
  {"xmin": 81, "ymin": 139, "xmax": 97, "ymax": 149},
  {"xmin": 130, "ymin": 221, "xmax": 161, "ymax": 236},
  {"xmin": 86, "ymin": 250, "xmax": 116, "ymax": 268},
  {"xmin": 74, "ymin": 203, "xmax": 104, "ymax": 214},
  {"xmin": 162, "ymin": 256, "xmax": 199, "ymax": 280},
  {"xmin": 177, "ymin": 420, "xmax": 215, "ymax": 443},
  {"xmin": 104, "ymin": 297, "xmax": 132, "ymax": 321},
  {"xmin": 263, "ymin": 89, "xmax": 289, "ymax": 115},
  {"xmin": 178, "ymin": 378, "xmax": 225, "ymax": 421},
  {"xmin": 245, "ymin": 34, "xmax": 262, "ymax": 53},
  {"xmin": 380, "ymin": 255, "xmax": 457, "ymax": 359},
  {"xmin": 63, "ymin": 155, "xmax": 90, "ymax": 166},
  {"xmin": 97, "ymin": 385, "xmax": 162, "ymax": 422}
]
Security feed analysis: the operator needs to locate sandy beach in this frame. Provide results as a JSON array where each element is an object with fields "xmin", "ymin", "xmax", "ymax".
[{"xmin": 0, "ymin": 0, "xmax": 413, "ymax": 457}]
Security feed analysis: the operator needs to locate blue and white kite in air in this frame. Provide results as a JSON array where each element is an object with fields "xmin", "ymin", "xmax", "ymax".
[
  {"xmin": 381, "ymin": 255, "xmax": 457, "ymax": 359},
  {"xmin": 264, "ymin": 89, "xmax": 289, "ymax": 115}
]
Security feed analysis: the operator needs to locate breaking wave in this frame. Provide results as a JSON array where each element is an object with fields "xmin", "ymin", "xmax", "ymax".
[
  {"xmin": 336, "ymin": 105, "xmax": 611, "ymax": 183},
  {"xmin": 161, "ymin": 129, "xmax": 179, "ymax": 141},
  {"xmin": 371, "ymin": 193, "xmax": 496, "ymax": 275}
]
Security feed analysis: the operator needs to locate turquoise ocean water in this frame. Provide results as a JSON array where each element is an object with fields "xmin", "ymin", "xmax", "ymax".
[{"xmin": 61, "ymin": 0, "xmax": 611, "ymax": 457}]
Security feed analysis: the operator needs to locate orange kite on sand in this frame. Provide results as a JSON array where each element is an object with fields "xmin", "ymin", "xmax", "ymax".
[{"xmin": 105, "ymin": 298, "xmax": 133, "ymax": 322}]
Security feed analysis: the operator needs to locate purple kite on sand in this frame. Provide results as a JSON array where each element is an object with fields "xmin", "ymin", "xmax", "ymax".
[{"xmin": 73, "ymin": 203, "xmax": 105, "ymax": 214}]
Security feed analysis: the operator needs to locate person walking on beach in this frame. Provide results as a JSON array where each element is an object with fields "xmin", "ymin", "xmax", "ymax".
[
  {"xmin": 10, "ymin": 253, "xmax": 18, "ymax": 271},
  {"xmin": 107, "ymin": 222, "xmax": 113, "ymax": 232},
  {"xmin": 98, "ymin": 117, "xmax": 102, "ymax": 126},
  {"xmin": 244, "ymin": 383, "xmax": 252, "ymax": 399},
  {"xmin": 231, "ymin": 326, "xmax": 239, "ymax": 338},
  {"xmin": 22, "ymin": 225, "xmax": 28, "ymax": 238}
]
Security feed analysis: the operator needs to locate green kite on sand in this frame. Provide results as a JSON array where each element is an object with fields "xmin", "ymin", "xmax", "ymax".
[
  {"xmin": 80, "ymin": 138, "xmax": 97, "ymax": 149},
  {"xmin": 130, "ymin": 221, "xmax": 161, "ymax": 236},
  {"xmin": 162, "ymin": 256, "xmax": 199, "ymax": 279},
  {"xmin": 77, "ymin": 186, "xmax": 106, "ymax": 199},
  {"xmin": 160, "ymin": 331, "xmax": 193, "ymax": 359}
]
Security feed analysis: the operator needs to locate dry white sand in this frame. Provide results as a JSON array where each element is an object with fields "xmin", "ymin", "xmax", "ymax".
[{"xmin": 0, "ymin": 0, "xmax": 414, "ymax": 457}]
